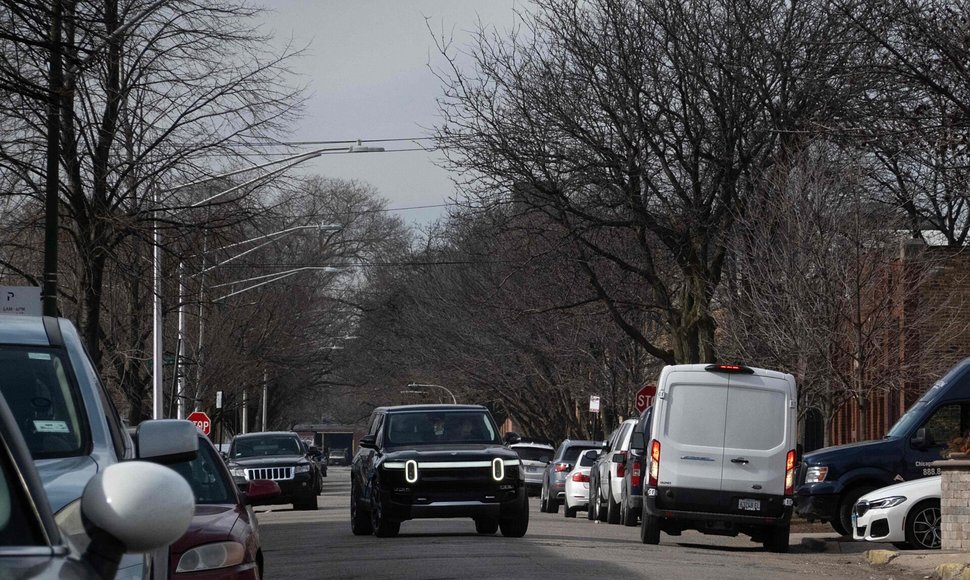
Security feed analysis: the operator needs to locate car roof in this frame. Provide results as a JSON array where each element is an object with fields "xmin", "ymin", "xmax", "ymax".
[
  {"xmin": 231, "ymin": 431, "xmax": 300, "ymax": 440},
  {"xmin": 373, "ymin": 404, "xmax": 487, "ymax": 413},
  {"xmin": 0, "ymin": 315, "xmax": 54, "ymax": 346}
]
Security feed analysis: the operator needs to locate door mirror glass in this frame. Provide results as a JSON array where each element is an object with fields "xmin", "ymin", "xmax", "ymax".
[{"xmin": 359, "ymin": 434, "xmax": 377, "ymax": 449}]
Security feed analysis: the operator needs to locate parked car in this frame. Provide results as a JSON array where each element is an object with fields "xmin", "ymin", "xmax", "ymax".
[
  {"xmin": 617, "ymin": 406, "xmax": 652, "ymax": 527},
  {"xmin": 0, "ymin": 389, "xmax": 194, "ymax": 579},
  {"xmin": 642, "ymin": 364, "xmax": 797, "ymax": 553},
  {"xmin": 303, "ymin": 441, "xmax": 327, "ymax": 478},
  {"xmin": 351, "ymin": 404, "xmax": 529, "ymax": 538},
  {"xmin": 158, "ymin": 432, "xmax": 281, "ymax": 578},
  {"xmin": 539, "ymin": 439, "xmax": 607, "ymax": 514},
  {"xmin": 563, "ymin": 449, "xmax": 599, "ymax": 517},
  {"xmin": 589, "ymin": 418, "xmax": 638, "ymax": 524},
  {"xmin": 852, "ymin": 475, "xmax": 941, "ymax": 550},
  {"xmin": 329, "ymin": 447, "xmax": 349, "ymax": 466},
  {"xmin": 797, "ymin": 357, "xmax": 970, "ymax": 535},
  {"xmin": 226, "ymin": 431, "xmax": 321, "ymax": 510},
  {"xmin": 0, "ymin": 315, "xmax": 199, "ymax": 577},
  {"xmin": 510, "ymin": 439, "xmax": 555, "ymax": 494}
]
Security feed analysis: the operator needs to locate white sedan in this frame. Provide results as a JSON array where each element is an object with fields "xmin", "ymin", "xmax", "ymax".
[
  {"xmin": 563, "ymin": 449, "xmax": 600, "ymax": 518},
  {"xmin": 852, "ymin": 475, "xmax": 941, "ymax": 549}
]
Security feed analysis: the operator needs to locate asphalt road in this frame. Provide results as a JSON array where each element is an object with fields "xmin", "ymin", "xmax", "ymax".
[{"xmin": 255, "ymin": 467, "xmax": 924, "ymax": 580}]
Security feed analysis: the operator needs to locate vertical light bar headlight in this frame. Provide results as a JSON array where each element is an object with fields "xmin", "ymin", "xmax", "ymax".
[
  {"xmin": 405, "ymin": 460, "xmax": 419, "ymax": 484},
  {"xmin": 492, "ymin": 457, "xmax": 505, "ymax": 481}
]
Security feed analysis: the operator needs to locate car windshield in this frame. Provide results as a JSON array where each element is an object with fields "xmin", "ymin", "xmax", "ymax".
[
  {"xmin": 0, "ymin": 347, "xmax": 87, "ymax": 459},
  {"xmin": 231, "ymin": 436, "xmax": 303, "ymax": 458},
  {"xmin": 170, "ymin": 439, "xmax": 234, "ymax": 504},
  {"xmin": 385, "ymin": 411, "xmax": 500, "ymax": 445},
  {"xmin": 513, "ymin": 446, "xmax": 552, "ymax": 462}
]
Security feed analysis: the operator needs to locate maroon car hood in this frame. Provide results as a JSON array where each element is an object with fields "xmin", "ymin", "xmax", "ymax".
[{"xmin": 171, "ymin": 504, "xmax": 241, "ymax": 551}]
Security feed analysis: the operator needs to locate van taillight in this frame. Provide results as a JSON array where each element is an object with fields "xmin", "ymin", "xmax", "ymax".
[
  {"xmin": 648, "ymin": 440, "xmax": 661, "ymax": 487},
  {"xmin": 631, "ymin": 460, "xmax": 641, "ymax": 487},
  {"xmin": 571, "ymin": 472, "xmax": 589, "ymax": 483},
  {"xmin": 555, "ymin": 462, "xmax": 572, "ymax": 473},
  {"xmin": 784, "ymin": 450, "xmax": 796, "ymax": 496},
  {"xmin": 704, "ymin": 364, "xmax": 754, "ymax": 374}
]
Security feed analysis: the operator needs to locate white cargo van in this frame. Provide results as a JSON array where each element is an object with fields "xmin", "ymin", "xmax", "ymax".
[{"xmin": 641, "ymin": 364, "xmax": 797, "ymax": 552}]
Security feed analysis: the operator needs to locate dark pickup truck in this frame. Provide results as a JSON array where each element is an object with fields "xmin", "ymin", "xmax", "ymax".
[{"xmin": 796, "ymin": 357, "xmax": 970, "ymax": 535}]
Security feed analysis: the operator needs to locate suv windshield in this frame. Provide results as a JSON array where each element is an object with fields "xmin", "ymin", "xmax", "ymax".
[
  {"xmin": 385, "ymin": 411, "xmax": 499, "ymax": 445},
  {"xmin": 0, "ymin": 347, "xmax": 87, "ymax": 458},
  {"xmin": 231, "ymin": 435, "xmax": 303, "ymax": 458}
]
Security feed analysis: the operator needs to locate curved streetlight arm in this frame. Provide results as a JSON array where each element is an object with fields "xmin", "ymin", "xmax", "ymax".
[{"xmin": 406, "ymin": 382, "xmax": 457, "ymax": 404}]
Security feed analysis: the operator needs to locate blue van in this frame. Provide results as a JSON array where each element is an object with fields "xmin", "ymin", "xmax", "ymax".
[{"xmin": 795, "ymin": 357, "xmax": 970, "ymax": 535}]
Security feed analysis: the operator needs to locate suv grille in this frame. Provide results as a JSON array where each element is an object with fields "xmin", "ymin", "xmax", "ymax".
[{"xmin": 246, "ymin": 467, "xmax": 294, "ymax": 481}]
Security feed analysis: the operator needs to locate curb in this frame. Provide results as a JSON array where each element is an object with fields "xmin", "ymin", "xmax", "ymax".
[
  {"xmin": 936, "ymin": 562, "xmax": 970, "ymax": 580},
  {"xmin": 863, "ymin": 549, "xmax": 898, "ymax": 565}
]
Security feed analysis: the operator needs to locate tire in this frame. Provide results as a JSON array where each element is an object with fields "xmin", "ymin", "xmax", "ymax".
[
  {"xmin": 475, "ymin": 517, "xmax": 499, "ymax": 534},
  {"xmin": 622, "ymin": 487, "xmax": 638, "ymax": 527},
  {"xmin": 539, "ymin": 481, "xmax": 549, "ymax": 513},
  {"xmin": 606, "ymin": 482, "xmax": 621, "ymax": 524},
  {"xmin": 370, "ymin": 479, "xmax": 400, "ymax": 538},
  {"xmin": 294, "ymin": 494, "xmax": 318, "ymax": 511},
  {"xmin": 351, "ymin": 478, "xmax": 373, "ymax": 535},
  {"xmin": 564, "ymin": 504, "xmax": 577, "ymax": 518},
  {"xmin": 763, "ymin": 523, "xmax": 790, "ymax": 553},
  {"xmin": 499, "ymin": 492, "xmax": 529, "ymax": 537},
  {"xmin": 641, "ymin": 510, "xmax": 661, "ymax": 545},
  {"xmin": 586, "ymin": 488, "xmax": 595, "ymax": 520},
  {"xmin": 905, "ymin": 499, "xmax": 941, "ymax": 549},
  {"xmin": 547, "ymin": 487, "xmax": 560, "ymax": 515},
  {"xmin": 595, "ymin": 486, "xmax": 607, "ymax": 522},
  {"xmin": 836, "ymin": 485, "xmax": 876, "ymax": 537}
]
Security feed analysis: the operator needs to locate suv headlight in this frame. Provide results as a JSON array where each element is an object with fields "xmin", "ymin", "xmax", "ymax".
[
  {"xmin": 229, "ymin": 467, "xmax": 246, "ymax": 479},
  {"xmin": 176, "ymin": 541, "xmax": 245, "ymax": 572},
  {"xmin": 296, "ymin": 464, "xmax": 311, "ymax": 474},
  {"xmin": 804, "ymin": 466, "xmax": 828, "ymax": 484}
]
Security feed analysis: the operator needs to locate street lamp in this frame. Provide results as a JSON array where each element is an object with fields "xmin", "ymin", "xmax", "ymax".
[
  {"xmin": 152, "ymin": 141, "xmax": 384, "ymax": 419},
  {"xmin": 405, "ymin": 382, "xmax": 458, "ymax": 404}
]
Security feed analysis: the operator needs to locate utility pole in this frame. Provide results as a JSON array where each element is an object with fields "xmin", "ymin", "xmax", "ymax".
[{"xmin": 43, "ymin": 0, "xmax": 64, "ymax": 317}]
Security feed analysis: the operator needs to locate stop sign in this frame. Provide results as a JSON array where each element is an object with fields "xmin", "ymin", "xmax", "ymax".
[
  {"xmin": 634, "ymin": 384, "xmax": 656, "ymax": 414},
  {"xmin": 187, "ymin": 411, "xmax": 211, "ymax": 436}
]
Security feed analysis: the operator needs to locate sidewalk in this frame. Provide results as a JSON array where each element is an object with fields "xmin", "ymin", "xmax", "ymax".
[{"xmin": 797, "ymin": 532, "xmax": 970, "ymax": 579}]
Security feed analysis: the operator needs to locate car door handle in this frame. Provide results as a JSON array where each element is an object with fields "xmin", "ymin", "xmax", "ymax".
[{"xmin": 730, "ymin": 458, "xmax": 749, "ymax": 464}]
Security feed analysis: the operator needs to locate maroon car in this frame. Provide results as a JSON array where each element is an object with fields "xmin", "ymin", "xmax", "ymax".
[{"xmin": 155, "ymin": 434, "xmax": 280, "ymax": 579}]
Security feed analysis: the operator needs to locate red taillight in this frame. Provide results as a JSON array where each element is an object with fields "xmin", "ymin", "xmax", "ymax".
[
  {"xmin": 555, "ymin": 462, "xmax": 571, "ymax": 473},
  {"xmin": 784, "ymin": 449, "xmax": 796, "ymax": 496},
  {"xmin": 631, "ymin": 460, "xmax": 641, "ymax": 487},
  {"xmin": 648, "ymin": 440, "xmax": 661, "ymax": 487},
  {"xmin": 617, "ymin": 463, "xmax": 625, "ymax": 478},
  {"xmin": 704, "ymin": 364, "xmax": 754, "ymax": 374},
  {"xmin": 571, "ymin": 472, "xmax": 590, "ymax": 483}
]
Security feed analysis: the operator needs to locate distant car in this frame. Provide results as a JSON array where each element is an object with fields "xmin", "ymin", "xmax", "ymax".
[
  {"xmin": 226, "ymin": 432, "xmax": 321, "ymax": 510},
  {"xmin": 0, "ymin": 315, "xmax": 198, "ymax": 577},
  {"xmin": 329, "ymin": 448, "xmax": 349, "ymax": 466},
  {"xmin": 617, "ymin": 407, "xmax": 652, "ymax": 527},
  {"xmin": 563, "ymin": 449, "xmax": 599, "ymax": 517},
  {"xmin": 160, "ymin": 433, "xmax": 281, "ymax": 578},
  {"xmin": 510, "ymin": 440, "xmax": 555, "ymax": 494},
  {"xmin": 351, "ymin": 404, "xmax": 529, "ymax": 538},
  {"xmin": 852, "ymin": 476, "xmax": 941, "ymax": 550},
  {"xmin": 539, "ymin": 439, "xmax": 607, "ymax": 514},
  {"xmin": 302, "ymin": 441, "xmax": 327, "ymax": 478},
  {"xmin": 0, "ymin": 388, "xmax": 194, "ymax": 579},
  {"xmin": 589, "ymin": 419, "xmax": 638, "ymax": 524}
]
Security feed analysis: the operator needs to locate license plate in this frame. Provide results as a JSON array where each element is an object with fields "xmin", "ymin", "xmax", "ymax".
[
  {"xmin": 738, "ymin": 498, "xmax": 761, "ymax": 511},
  {"xmin": 527, "ymin": 466, "xmax": 538, "ymax": 472}
]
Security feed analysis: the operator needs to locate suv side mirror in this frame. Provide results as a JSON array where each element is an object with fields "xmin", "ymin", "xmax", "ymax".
[
  {"xmin": 911, "ymin": 427, "xmax": 933, "ymax": 449},
  {"xmin": 135, "ymin": 420, "xmax": 199, "ymax": 464},
  {"xmin": 359, "ymin": 434, "xmax": 378, "ymax": 449},
  {"xmin": 504, "ymin": 432, "xmax": 522, "ymax": 445}
]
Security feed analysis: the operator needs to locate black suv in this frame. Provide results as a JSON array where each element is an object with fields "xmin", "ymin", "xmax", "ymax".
[
  {"xmin": 226, "ymin": 431, "xmax": 321, "ymax": 510},
  {"xmin": 351, "ymin": 404, "xmax": 529, "ymax": 538}
]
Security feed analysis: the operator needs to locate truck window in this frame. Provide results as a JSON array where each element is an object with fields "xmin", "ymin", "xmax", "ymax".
[{"xmin": 921, "ymin": 404, "xmax": 970, "ymax": 447}]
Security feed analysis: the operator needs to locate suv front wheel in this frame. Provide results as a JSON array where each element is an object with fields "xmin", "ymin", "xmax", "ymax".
[
  {"xmin": 499, "ymin": 493, "xmax": 529, "ymax": 537},
  {"xmin": 370, "ymin": 477, "xmax": 400, "ymax": 538}
]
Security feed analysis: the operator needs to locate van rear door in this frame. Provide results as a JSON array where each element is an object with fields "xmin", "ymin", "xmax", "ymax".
[
  {"xmin": 657, "ymin": 369, "xmax": 731, "ymax": 491},
  {"xmin": 720, "ymin": 372, "xmax": 794, "ymax": 497}
]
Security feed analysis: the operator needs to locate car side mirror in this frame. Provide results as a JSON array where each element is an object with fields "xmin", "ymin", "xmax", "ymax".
[
  {"xmin": 359, "ymin": 434, "xmax": 378, "ymax": 449},
  {"xmin": 504, "ymin": 432, "xmax": 522, "ymax": 445},
  {"xmin": 135, "ymin": 420, "xmax": 199, "ymax": 464},
  {"xmin": 611, "ymin": 451, "xmax": 627, "ymax": 464},
  {"xmin": 911, "ymin": 427, "xmax": 932, "ymax": 449},
  {"xmin": 244, "ymin": 479, "xmax": 281, "ymax": 504}
]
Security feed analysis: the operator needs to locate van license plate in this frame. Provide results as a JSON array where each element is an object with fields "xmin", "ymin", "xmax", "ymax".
[{"xmin": 738, "ymin": 498, "xmax": 761, "ymax": 511}]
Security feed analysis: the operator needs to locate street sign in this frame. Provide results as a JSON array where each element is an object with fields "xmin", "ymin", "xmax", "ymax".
[
  {"xmin": 589, "ymin": 395, "xmax": 601, "ymax": 414},
  {"xmin": 187, "ymin": 411, "xmax": 211, "ymax": 436},
  {"xmin": 635, "ymin": 384, "xmax": 656, "ymax": 414},
  {"xmin": 0, "ymin": 286, "xmax": 41, "ymax": 316}
]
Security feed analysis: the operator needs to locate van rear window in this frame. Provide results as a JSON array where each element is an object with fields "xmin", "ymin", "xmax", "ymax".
[
  {"xmin": 665, "ymin": 384, "xmax": 727, "ymax": 447},
  {"xmin": 724, "ymin": 387, "xmax": 786, "ymax": 450}
]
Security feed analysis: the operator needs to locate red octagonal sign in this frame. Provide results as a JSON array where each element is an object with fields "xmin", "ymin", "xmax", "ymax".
[
  {"xmin": 634, "ymin": 384, "xmax": 656, "ymax": 414},
  {"xmin": 187, "ymin": 411, "xmax": 211, "ymax": 436}
]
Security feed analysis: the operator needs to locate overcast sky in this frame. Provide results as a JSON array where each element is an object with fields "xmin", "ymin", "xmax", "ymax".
[{"xmin": 253, "ymin": 1, "xmax": 522, "ymax": 227}]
